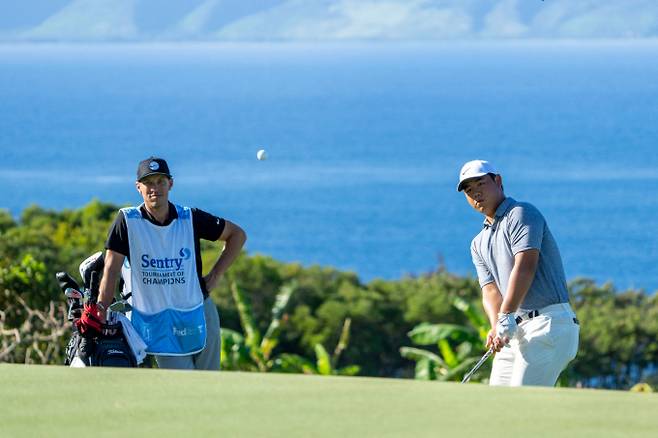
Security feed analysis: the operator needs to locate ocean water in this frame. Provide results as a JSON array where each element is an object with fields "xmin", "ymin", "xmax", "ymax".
[{"xmin": 1, "ymin": 41, "xmax": 658, "ymax": 291}]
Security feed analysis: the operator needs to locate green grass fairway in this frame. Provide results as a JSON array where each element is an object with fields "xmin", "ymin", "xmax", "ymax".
[{"xmin": 1, "ymin": 364, "xmax": 656, "ymax": 437}]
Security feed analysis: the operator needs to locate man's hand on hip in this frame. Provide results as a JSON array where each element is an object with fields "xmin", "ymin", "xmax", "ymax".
[
  {"xmin": 495, "ymin": 312, "xmax": 518, "ymax": 344},
  {"xmin": 202, "ymin": 273, "xmax": 218, "ymax": 292}
]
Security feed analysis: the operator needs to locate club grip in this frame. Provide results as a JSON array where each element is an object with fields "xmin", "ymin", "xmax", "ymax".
[
  {"xmin": 56, "ymin": 272, "xmax": 81, "ymax": 293},
  {"xmin": 89, "ymin": 271, "xmax": 100, "ymax": 303}
]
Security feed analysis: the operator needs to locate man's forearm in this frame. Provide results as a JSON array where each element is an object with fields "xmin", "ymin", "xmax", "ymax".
[
  {"xmin": 98, "ymin": 270, "xmax": 118, "ymax": 308},
  {"xmin": 499, "ymin": 250, "xmax": 539, "ymax": 313},
  {"xmin": 482, "ymin": 283, "xmax": 503, "ymax": 328},
  {"xmin": 205, "ymin": 228, "xmax": 247, "ymax": 289},
  {"xmin": 98, "ymin": 250, "xmax": 125, "ymax": 309},
  {"xmin": 499, "ymin": 269, "xmax": 533, "ymax": 313}
]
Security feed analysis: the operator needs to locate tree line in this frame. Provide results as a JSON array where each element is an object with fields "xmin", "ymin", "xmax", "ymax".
[{"xmin": 1, "ymin": 200, "xmax": 656, "ymax": 390}]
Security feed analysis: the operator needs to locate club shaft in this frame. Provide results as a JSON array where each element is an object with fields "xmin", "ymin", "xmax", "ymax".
[{"xmin": 462, "ymin": 347, "xmax": 493, "ymax": 383}]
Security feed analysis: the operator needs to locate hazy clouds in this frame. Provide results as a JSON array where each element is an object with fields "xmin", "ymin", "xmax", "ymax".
[{"xmin": 2, "ymin": 0, "xmax": 658, "ymax": 42}]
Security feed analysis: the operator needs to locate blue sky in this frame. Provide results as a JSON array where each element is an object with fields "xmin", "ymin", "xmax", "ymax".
[{"xmin": 1, "ymin": 0, "xmax": 658, "ymax": 41}]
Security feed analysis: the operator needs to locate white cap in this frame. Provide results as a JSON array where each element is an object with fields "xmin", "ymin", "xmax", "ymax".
[{"xmin": 457, "ymin": 160, "xmax": 497, "ymax": 191}]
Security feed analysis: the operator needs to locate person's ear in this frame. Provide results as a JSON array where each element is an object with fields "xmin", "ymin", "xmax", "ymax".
[
  {"xmin": 495, "ymin": 175, "xmax": 504, "ymax": 192},
  {"xmin": 168, "ymin": 178, "xmax": 174, "ymax": 190}
]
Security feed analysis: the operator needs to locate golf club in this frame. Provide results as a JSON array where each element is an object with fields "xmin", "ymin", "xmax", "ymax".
[
  {"xmin": 461, "ymin": 347, "xmax": 494, "ymax": 383},
  {"xmin": 56, "ymin": 271, "xmax": 81, "ymax": 293},
  {"xmin": 64, "ymin": 287, "xmax": 83, "ymax": 301},
  {"xmin": 79, "ymin": 251, "xmax": 103, "ymax": 291}
]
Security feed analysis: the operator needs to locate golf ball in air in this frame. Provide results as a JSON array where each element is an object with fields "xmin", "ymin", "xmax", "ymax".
[{"xmin": 257, "ymin": 149, "xmax": 267, "ymax": 161}]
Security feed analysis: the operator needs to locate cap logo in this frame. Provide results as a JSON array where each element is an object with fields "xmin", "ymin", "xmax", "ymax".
[{"xmin": 149, "ymin": 161, "xmax": 160, "ymax": 171}]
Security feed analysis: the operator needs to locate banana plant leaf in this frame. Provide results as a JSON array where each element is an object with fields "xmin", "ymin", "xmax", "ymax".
[
  {"xmin": 260, "ymin": 281, "xmax": 297, "ymax": 359},
  {"xmin": 453, "ymin": 296, "xmax": 489, "ymax": 341},
  {"xmin": 408, "ymin": 323, "xmax": 478, "ymax": 345},
  {"xmin": 271, "ymin": 353, "xmax": 317, "ymax": 374},
  {"xmin": 438, "ymin": 338, "xmax": 458, "ymax": 368},
  {"xmin": 221, "ymin": 327, "xmax": 245, "ymax": 344},
  {"xmin": 331, "ymin": 317, "xmax": 352, "ymax": 368},
  {"xmin": 455, "ymin": 340, "xmax": 479, "ymax": 361},
  {"xmin": 230, "ymin": 282, "xmax": 266, "ymax": 369},
  {"xmin": 437, "ymin": 356, "xmax": 483, "ymax": 382},
  {"xmin": 414, "ymin": 357, "xmax": 437, "ymax": 380},
  {"xmin": 315, "ymin": 343, "xmax": 332, "ymax": 375},
  {"xmin": 399, "ymin": 346, "xmax": 447, "ymax": 368},
  {"xmin": 336, "ymin": 365, "xmax": 361, "ymax": 376},
  {"xmin": 230, "ymin": 282, "xmax": 261, "ymax": 348},
  {"xmin": 220, "ymin": 328, "xmax": 254, "ymax": 371}
]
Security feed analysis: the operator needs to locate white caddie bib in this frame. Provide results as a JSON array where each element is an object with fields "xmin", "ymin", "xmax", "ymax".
[{"xmin": 121, "ymin": 204, "xmax": 206, "ymax": 356}]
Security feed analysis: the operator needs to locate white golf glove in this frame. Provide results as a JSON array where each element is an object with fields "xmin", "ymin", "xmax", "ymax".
[{"xmin": 496, "ymin": 312, "xmax": 518, "ymax": 342}]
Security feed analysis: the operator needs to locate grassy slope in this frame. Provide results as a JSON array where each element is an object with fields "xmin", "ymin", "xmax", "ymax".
[{"xmin": 1, "ymin": 364, "xmax": 656, "ymax": 438}]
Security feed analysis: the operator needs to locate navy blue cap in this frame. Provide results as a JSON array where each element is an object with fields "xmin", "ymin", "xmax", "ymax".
[{"xmin": 137, "ymin": 157, "xmax": 172, "ymax": 181}]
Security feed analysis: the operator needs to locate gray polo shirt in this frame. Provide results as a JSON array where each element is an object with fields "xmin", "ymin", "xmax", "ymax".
[{"xmin": 470, "ymin": 197, "xmax": 570, "ymax": 312}]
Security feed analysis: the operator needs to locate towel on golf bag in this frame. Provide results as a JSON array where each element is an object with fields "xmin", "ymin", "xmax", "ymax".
[{"xmin": 115, "ymin": 312, "xmax": 147, "ymax": 365}]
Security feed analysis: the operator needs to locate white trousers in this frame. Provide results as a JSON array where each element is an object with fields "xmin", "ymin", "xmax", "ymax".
[{"xmin": 490, "ymin": 302, "xmax": 579, "ymax": 387}]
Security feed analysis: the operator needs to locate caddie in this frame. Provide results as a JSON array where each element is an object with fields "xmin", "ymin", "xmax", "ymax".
[
  {"xmin": 78, "ymin": 156, "xmax": 246, "ymax": 370},
  {"xmin": 457, "ymin": 159, "xmax": 579, "ymax": 386}
]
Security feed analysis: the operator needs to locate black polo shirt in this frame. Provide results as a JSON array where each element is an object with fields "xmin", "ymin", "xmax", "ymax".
[{"xmin": 105, "ymin": 202, "xmax": 226, "ymax": 298}]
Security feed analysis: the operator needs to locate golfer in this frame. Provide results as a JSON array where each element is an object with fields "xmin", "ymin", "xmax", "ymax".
[
  {"xmin": 457, "ymin": 159, "xmax": 579, "ymax": 386},
  {"xmin": 84, "ymin": 156, "xmax": 246, "ymax": 370}
]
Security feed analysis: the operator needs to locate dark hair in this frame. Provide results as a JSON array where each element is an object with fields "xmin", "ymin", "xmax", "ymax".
[{"xmin": 487, "ymin": 173, "xmax": 504, "ymax": 192}]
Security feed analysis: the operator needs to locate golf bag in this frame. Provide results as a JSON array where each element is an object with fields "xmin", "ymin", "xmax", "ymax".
[
  {"xmin": 58, "ymin": 251, "xmax": 138, "ymax": 368},
  {"xmin": 65, "ymin": 326, "xmax": 136, "ymax": 367}
]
